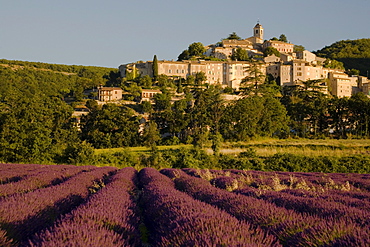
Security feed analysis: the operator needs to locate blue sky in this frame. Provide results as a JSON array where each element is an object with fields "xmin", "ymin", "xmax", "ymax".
[{"xmin": 1, "ymin": 0, "xmax": 369, "ymax": 68}]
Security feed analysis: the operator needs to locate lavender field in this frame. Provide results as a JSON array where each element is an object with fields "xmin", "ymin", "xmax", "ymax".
[{"xmin": 0, "ymin": 164, "xmax": 369, "ymax": 246}]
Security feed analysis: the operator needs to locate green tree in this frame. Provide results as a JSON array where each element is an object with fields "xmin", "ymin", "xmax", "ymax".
[
  {"xmin": 223, "ymin": 86, "xmax": 234, "ymax": 94},
  {"xmin": 281, "ymin": 83, "xmax": 329, "ymax": 137},
  {"xmin": 258, "ymin": 96, "xmax": 289, "ymax": 137},
  {"xmin": 104, "ymin": 70, "xmax": 122, "ymax": 87},
  {"xmin": 80, "ymin": 104, "xmax": 140, "ymax": 148},
  {"xmin": 221, "ymin": 96, "xmax": 264, "ymax": 140},
  {"xmin": 294, "ymin": 45, "xmax": 305, "ymax": 52},
  {"xmin": 124, "ymin": 82, "xmax": 142, "ymax": 101},
  {"xmin": 152, "ymin": 55, "xmax": 158, "ymax": 81},
  {"xmin": 231, "ymin": 48, "xmax": 250, "ymax": 61},
  {"xmin": 171, "ymin": 99, "xmax": 190, "ymax": 139},
  {"xmin": 328, "ymin": 97, "xmax": 349, "ymax": 138},
  {"xmin": 142, "ymin": 121, "xmax": 161, "ymax": 150},
  {"xmin": 177, "ymin": 79, "xmax": 184, "ymax": 93},
  {"xmin": 279, "ymin": 34, "xmax": 288, "ymax": 43},
  {"xmin": 260, "ymin": 74, "xmax": 282, "ymax": 96},
  {"xmin": 348, "ymin": 93, "xmax": 370, "ymax": 137},
  {"xmin": 85, "ymin": 99, "xmax": 99, "ymax": 111},
  {"xmin": 125, "ymin": 67, "xmax": 139, "ymax": 80},
  {"xmin": 210, "ymin": 132, "xmax": 223, "ymax": 156},
  {"xmin": 186, "ymin": 75, "xmax": 195, "ymax": 85},
  {"xmin": 63, "ymin": 141, "xmax": 95, "ymax": 165},
  {"xmin": 194, "ymin": 71, "xmax": 207, "ymax": 87},
  {"xmin": 153, "ymin": 92, "xmax": 171, "ymax": 112},
  {"xmin": 188, "ymin": 42, "xmax": 206, "ymax": 57},
  {"xmin": 304, "ymin": 93, "xmax": 329, "ymax": 136},
  {"xmin": 226, "ymin": 32, "xmax": 241, "ymax": 40},
  {"xmin": 263, "ymin": 47, "xmax": 280, "ymax": 57},
  {"xmin": 240, "ymin": 60, "xmax": 266, "ymax": 94},
  {"xmin": 323, "ymin": 59, "xmax": 345, "ymax": 70},
  {"xmin": 138, "ymin": 75, "xmax": 153, "ymax": 88},
  {"xmin": 188, "ymin": 85, "xmax": 225, "ymax": 147},
  {"xmin": 221, "ymin": 95, "xmax": 288, "ymax": 141},
  {"xmin": 347, "ymin": 69, "xmax": 360, "ymax": 76},
  {"xmin": 157, "ymin": 74, "xmax": 175, "ymax": 88},
  {"xmin": 178, "ymin": 50, "xmax": 190, "ymax": 61},
  {"xmin": 141, "ymin": 100, "xmax": 153, "ymax": 114}
]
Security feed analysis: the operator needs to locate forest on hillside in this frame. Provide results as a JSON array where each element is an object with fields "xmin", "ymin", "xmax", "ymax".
[
  {"xmin": 1, "ymin": 52, "xmax": 370, "ymax": 170},
  {"xmin": 314, "ymin": 38, "xmax": 370, "ymax": 76}
]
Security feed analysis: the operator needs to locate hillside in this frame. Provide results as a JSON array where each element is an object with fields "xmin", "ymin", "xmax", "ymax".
[
  {"xmin": 0, "ymin": 59, "xmax": 121, "ymax": 164},
  {"xmin": 314, "ymin": 38, "xmax": 370, "ymax": 76},
  {"xmin": 0, "ymin": 59, "xmax": 115, "ymax": 77}
]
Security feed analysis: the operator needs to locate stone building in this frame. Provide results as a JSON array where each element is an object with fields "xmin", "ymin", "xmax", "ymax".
[
  {"xmin": 263, "ymin": 40, "xmax": 294, "ymax": 53},
  {"xmin": 98, "ymin": 87, "xmax": 123, "ymax": 102},
  {"xmin": 329, "ymin": 72, "xmax": 359, "ymax": 97},
  {"xmin": 141, "ymin": 89, "xmax": 161, "ymax": 102}
]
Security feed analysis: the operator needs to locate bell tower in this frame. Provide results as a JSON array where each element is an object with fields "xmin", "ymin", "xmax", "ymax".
[{"xmin": 253, "ymin": 21, "xmax": 264, "ymax": 40}]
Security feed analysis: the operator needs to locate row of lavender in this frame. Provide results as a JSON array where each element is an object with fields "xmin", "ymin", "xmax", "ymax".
[
  {"xmin": 28, "ymin": 167, "xmax": 141, "ymax": 247},
  {"xmin": 1, "ymin": 164, "xmax": 369, "ymax": 246},
  {"xmin": 184, "ymin": 168, "xmax": 370, "ymax": 192},
  {"xmin": 139, "ymin": 167, "xmax": 279, "ymax": 246},
  {"xmin": 0, "ymin": 164, "xmax": 96, "ymax": 197},
  {"xmin": 188, "ymin": 168, "xmax": 370, "ymax": 217},
  {"xmin": 162, "ymin": 168, "xmax": 370, "ymax": 246},
  {"xmin": 0, "ymin": 164, "xmax": 118, "ymax": 246}
]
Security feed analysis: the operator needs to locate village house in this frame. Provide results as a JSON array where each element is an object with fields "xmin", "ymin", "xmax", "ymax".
[
  {"xmin": 72, "ymin": 105, "xmax": 90, "ymax": 131},
  {"xmin": 263, "ymin": 40, "xmax": 294, "ymax": 53},
  {"xmin": 98, "ymin": 87, "xmax": 123, "ymax": 102},
  {"xmin": 329, "ymin": 72, "xmax": 360, "ymax": 97},
  {"xmin": 141, "ymin": 89, "xmax": 161, "ymax": 102}
]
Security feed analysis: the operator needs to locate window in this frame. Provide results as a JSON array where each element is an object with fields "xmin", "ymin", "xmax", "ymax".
[{"xmin": 297, "ymin": 72, "xmax": 302, "ymax": 76}]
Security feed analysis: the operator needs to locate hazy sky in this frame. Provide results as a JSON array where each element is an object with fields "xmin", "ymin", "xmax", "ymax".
[{"xmin": 1, "ymin": 0, "xmax": 369, "ymax": 68}]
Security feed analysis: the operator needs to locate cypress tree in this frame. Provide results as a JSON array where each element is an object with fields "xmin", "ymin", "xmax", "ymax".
[{"xmin": 152, "ymin": 55, "xmax": 158, "ymax": 81}]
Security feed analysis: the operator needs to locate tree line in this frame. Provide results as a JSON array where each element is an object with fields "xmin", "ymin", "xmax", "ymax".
[{"xmin": 1, "ymin": 58, "xmax": 370, "ymax": 166}]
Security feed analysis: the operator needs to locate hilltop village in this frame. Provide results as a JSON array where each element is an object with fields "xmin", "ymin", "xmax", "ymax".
[
  {"xmin": 2, "ymin": 23, "xmax": 370, "ymax": 167},
  {"xmin": 117, "ymin": 23, "xmax": 369, "ymax": 99}
]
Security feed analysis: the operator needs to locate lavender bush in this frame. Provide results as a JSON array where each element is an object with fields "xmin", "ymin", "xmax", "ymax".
[{"xmin": 29, "ymin": 167, "xmax": 141, "ymax": 247}]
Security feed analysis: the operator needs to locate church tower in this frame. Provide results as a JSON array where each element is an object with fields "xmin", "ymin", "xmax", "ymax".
[{"xmin": 253, "ymin": 22, "xmax": 264, "ymax": 40}]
